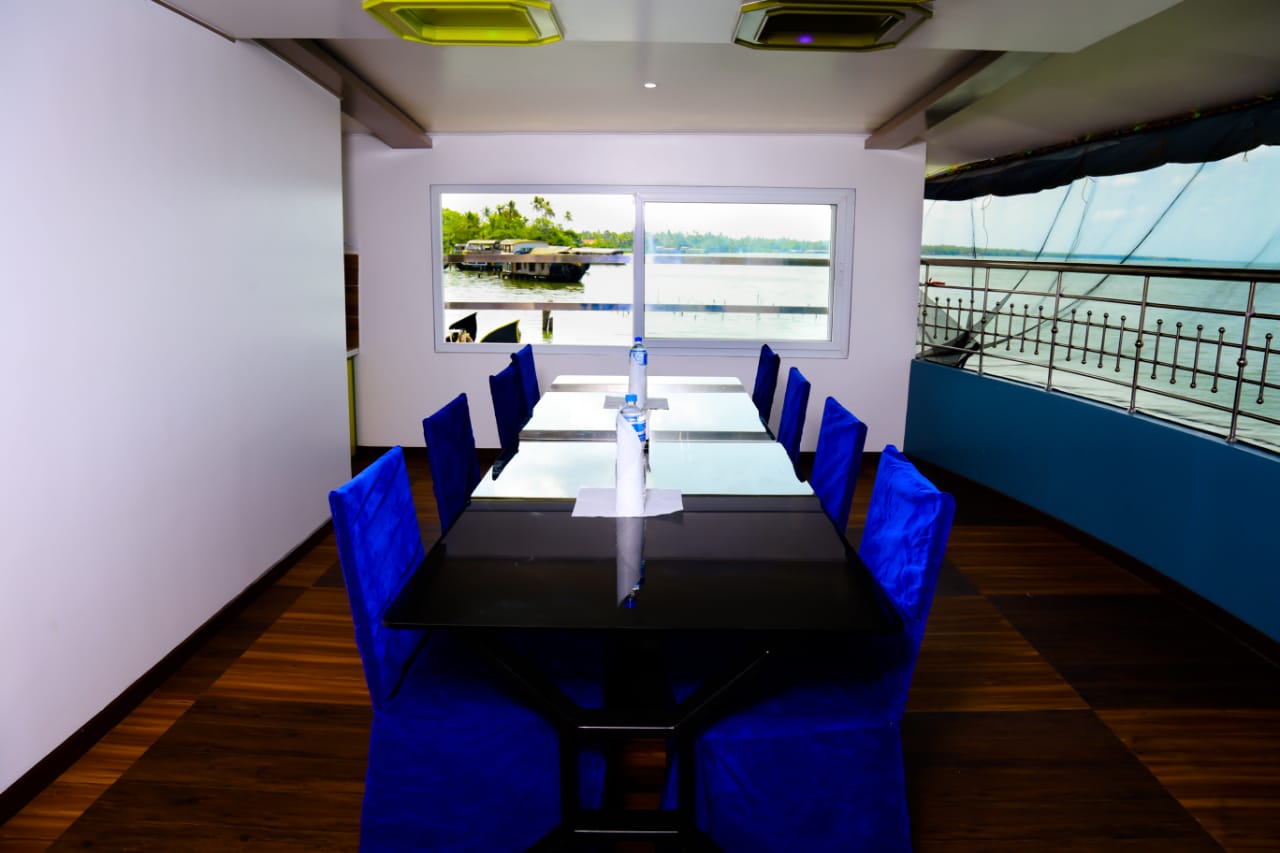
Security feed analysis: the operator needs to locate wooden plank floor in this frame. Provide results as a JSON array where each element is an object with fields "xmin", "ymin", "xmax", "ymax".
[{"xmin": 3, "ymin": 452, "xmax": 1278, "ymax": 851}]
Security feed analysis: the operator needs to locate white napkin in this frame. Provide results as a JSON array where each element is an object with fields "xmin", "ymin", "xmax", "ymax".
[
  {"xmin": 616, "ymin": 515, "xmax": 644, "ymax": 606},
  {"xmin": 572, "ymin": 487, "xmax": 683, "ymax": 517},
  {"xmin": 572, "ymin": 416, "xmax": 683, "ymax": 517}
]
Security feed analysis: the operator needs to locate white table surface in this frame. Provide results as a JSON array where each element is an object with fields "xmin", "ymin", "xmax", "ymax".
[
  {"xmin": 549, "ymin": 375, "xmax": 745, "ymax": 393},
  {"xmin": 472, "ymin": 439, "xmax": 812, "ymax": 500},
  {"xmin": 521, "ymin": 390, "xmax": 768, "ymax": 440}
]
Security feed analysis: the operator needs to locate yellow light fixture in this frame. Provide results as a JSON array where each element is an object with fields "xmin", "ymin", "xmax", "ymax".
[
  {"xmin": 734, "ymin": 1, "xmax": 932, "ymax": 51},
  {"xmin": 364, "ymin": 0, "xmax": 564, "ymax": 46}
]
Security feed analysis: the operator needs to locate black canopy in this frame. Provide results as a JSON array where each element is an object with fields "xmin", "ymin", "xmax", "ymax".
[{"xmin": 925, "ymin": 96, "xmax": 1280, "ymax": 201}]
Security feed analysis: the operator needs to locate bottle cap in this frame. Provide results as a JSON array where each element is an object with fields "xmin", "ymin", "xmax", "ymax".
[
  {"xmin": 634, "ymin": 336, "xmax": 642, "ymax": 343},
  {"xmin": 624, "ymin": 393, "xmax": 637, "ymax": 404}
]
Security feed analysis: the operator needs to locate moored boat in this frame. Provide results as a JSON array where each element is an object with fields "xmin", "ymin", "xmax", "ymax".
[
  {"xmin": 458, "ymin": 239, "xmax": 500, "ymax": 270},
  {"xmin": 497, "ymin": 238, "xmax": 548, "ymax": 255},
  {"xmin": 503, "ymin": 245, "xmax": 623, "ymax": 283},
  {"xmin": 479, "ymin": 319, "xmax": 520, "ymax": 343},
  {"xmin": 512, "ymin": 246, "xmax": 588, "ymax": 283},
  {"xmin": 445, "ymin": 312, "xmax": 477, "ymax": 343}
]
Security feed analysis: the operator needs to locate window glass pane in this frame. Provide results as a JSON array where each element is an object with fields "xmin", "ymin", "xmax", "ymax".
[
  {"xmin": 440, "ymin": 193, "xmax": 634, "ymax": 345},
  {"xmin": 642, "ymin": 202, "xmax": 834, "ymax": 342}
]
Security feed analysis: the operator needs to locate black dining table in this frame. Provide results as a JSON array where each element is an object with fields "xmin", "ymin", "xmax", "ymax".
[{"xmin": 383, "ymin": 494, "xmax": 899, "ymax": 849}]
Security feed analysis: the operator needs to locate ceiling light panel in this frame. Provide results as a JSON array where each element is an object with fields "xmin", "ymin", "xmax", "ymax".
[
  {"xmin": 364, "ymin": 0, "xmax": 564, "ymax": 45},
  {"xmin": 734, "ymin": 1, "xmax": 933, "ymax": 51}
]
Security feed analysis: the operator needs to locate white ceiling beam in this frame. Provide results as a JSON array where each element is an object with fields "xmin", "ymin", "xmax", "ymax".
[
  {"xmin": 258, "ymin": 39, "xmax": 432, "ymax": 150},
  {"xmin": 866, "ymin": 51, "xmax": 1046, "ymax": 150}
]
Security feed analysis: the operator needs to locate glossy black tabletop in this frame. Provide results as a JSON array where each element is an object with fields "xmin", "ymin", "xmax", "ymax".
[{"xmin": 383, "ymin": 496, "xmax": 899, "ymax": 634}]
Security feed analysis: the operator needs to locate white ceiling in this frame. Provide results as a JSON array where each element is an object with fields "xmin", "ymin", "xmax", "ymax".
[{"xmin": 166, "ymin": 0, "xmax": 1280, "ymax": 172}]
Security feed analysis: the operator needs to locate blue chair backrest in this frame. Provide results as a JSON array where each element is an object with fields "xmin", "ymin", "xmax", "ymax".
[
  {"xmin": 489, "ymin": 362, "xmax": 524, "ymax": 462},
  {"xmin": 751, "ymin": 344, "xmax": 782, "ymax": 424},
  {"xmin": 510, "ymin": 344, "xmax": 540, "ymax": 423},
  {"xmin": 328, "ymin": 446, "xmax": 427, "ymax": 711},
  {"xmin": 422, "ymin": 393, "xmax": 483, "ymax": 532},
  {"xmin": 775, "ymin": 366, "xmax": 811, "ymax": 469},
  {"xmin": 859, "ymin": 445, "xmax": 955, "ymax": 716},
  {"xmin": 810, "ymin": 396, "xmax": 868, "ymax": 532}
]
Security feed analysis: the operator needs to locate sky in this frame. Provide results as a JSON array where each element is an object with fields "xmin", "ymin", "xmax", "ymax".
[
  {"xmin": 922, "ymin": 145, "xmax": 1280, "ymax": 266},
  {"xmin": 441, "ymin": 193, "xmax": 634, "ymax": 232},
  {"xmin": 439, "ymin": 192, "xmax": 834, "ymax": 241}
]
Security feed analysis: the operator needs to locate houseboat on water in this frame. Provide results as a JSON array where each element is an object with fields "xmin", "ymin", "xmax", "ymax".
[
  {"xmin": 505, "ymin": 245, "xmax": 590, "ymax": 283},
  {"xmin": 455, "ymin": 239, "xmax": 500, "ymax": 270},
  {"xmin": 449, "ymin": 240, "xmax": 625, "ymax": 283},
  {"xmin": 497, "ymin": 238, "xmax": 547, "ymax": 255}
]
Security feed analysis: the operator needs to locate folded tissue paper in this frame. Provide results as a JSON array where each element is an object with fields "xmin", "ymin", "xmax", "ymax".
[{"xmin": 615, "ymin": 412, "xmax": 646, "ymax": 515}]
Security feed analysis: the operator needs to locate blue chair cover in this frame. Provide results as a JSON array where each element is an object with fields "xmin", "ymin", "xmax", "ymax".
[
  {"xmin": 665, "ymin": 445, "xmax": 955, "ymax": 852},
  {"xmin": 489, "ymin": 362, "xmax": 524, "ymax": 463},
  {"xmin": 857, "ymin": 445, "xmax": 956, "ymax": 715},
  {"xmin": 422, "ymin": 394, "xmax": 482, "ymax": 533},
  {"xmin": 510, "ymin": 343, "xmax": 540, "ymax": 423},
  {"xmin": 329, "ymin": 446, "xmax": 607, "ymax": 851},
  {"xmin": 329, "ymin": 446, "xmax": 428, "ymax": 712},
  {"xmin": 751, "ymin": 343, "xmax": 782, "ymax": 425},
  {"xmin": 810, "ymin": 396, "xmax": 869, "ymax": 533},
  {"xmin": 775, "ymin": 366, "xmax": 810, "ymax": 469}
]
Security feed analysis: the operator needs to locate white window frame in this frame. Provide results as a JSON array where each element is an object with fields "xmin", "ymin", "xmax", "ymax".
[{"xmin": 431, "ymin": 184, "xmax": 855, "ymax": 357}]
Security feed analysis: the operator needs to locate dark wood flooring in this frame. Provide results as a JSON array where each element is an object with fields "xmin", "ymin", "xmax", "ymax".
[{"xmin": 3, "ymin": 452, "xmax": 1278, "ymax": 851}]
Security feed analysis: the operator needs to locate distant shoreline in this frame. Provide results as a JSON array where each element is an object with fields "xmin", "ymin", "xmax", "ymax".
[{"xmin": 921, "ymin": 248, "xmax": 1270, "ymax": 267}]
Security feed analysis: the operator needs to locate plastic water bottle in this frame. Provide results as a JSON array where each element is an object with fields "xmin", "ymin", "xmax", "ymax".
[
  {"xmin": 620, "ymin": 393, "xmax": 647, "ymax": 445},
  {"xmin": 628, "ymin": 336, "xmax": 648, "ymax": 408},
  {"xmin": 616, "ymin": 394, "xmax": 648, "ymax": 515}
]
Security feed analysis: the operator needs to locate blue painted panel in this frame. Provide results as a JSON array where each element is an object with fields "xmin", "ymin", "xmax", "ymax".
[{"xmin": 905, "ymin": 360, "xmax": 1280, "ymax": 643}]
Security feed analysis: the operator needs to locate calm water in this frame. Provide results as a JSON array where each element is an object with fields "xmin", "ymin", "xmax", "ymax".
[{"xmin": 441, "ymin": 257, "xmax": 832, "ymax": 346}]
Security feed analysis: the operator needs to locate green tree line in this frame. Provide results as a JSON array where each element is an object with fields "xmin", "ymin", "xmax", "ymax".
[
  {"xmin": 648, "ymin": 231, "xmax": 827, "ymax": 254},
  {"xmin": 443, "ymin": 199, "xmax": 829, "ymax": 255},
  {"xmin": 443, "ymin": 197, "xmax": 585, "ymax": 252}
]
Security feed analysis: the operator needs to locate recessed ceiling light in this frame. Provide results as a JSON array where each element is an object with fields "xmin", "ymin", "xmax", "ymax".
[{"xmin": 643, "ymin": 82, "xmax": 658, "ymax": 89}]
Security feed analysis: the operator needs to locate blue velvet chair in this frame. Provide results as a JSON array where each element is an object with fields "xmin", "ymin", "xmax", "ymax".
[
  {"xmin": 329, "ymin": 446, "xmax": 606, "ymax": 851},
  {"xmin": 667, "ymin": 445, "xmax": 955, "ymax": 852},
  {"xmin": 809, "ymin": 396, "xmax": 869, "ymax": 533},
  {"xmin": 775, "ymin": 366, "xmax": 811, "ymax": 471},
  {"xmin": 421, "ymin": 393, "xmax": 483, "ymax": 533},
  {"xmin": 510, "ymin": 343, "xmax": 540, "ymax": 423},
  {"xmin": 751, "ymin": 343, "xmax": 782, "ymax": 426},
  {"xmin": 489, "ymin": 361, "xmax": 524, "ymax": 465}
]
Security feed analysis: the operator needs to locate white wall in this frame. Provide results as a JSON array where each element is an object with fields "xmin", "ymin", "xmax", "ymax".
[
  {"xmin": 0, "ymin": 2, "xmax": 351, "ymax": 792},
  {"xmin": 345, "ymin": 132, "xmax": 926, "ymax": 451}
]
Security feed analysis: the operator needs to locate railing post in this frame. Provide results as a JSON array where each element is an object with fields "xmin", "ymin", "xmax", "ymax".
[
  {"xmin": 1129, "ymin": 275, "xmax": 1152, "ymax": 414},
  {"xmin": 1045, "ymin": 269, "xmax": 1064, "ymax": 392},
  {"xmin": 1227, "ymin": 279, "xmax": 1258, "ymax": 444},
  {"xmin": 978, "ymin": 266, "xmax": 991, "ymax": 376},
  {"xmin": 923, "ymin": 264, "xmax": 933, "ymax": 359}
]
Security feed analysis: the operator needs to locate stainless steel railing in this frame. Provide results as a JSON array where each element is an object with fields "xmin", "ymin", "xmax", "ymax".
[{"xmin": 917, "ymin": 257, "xmax": 1280, "ymax": 453}]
